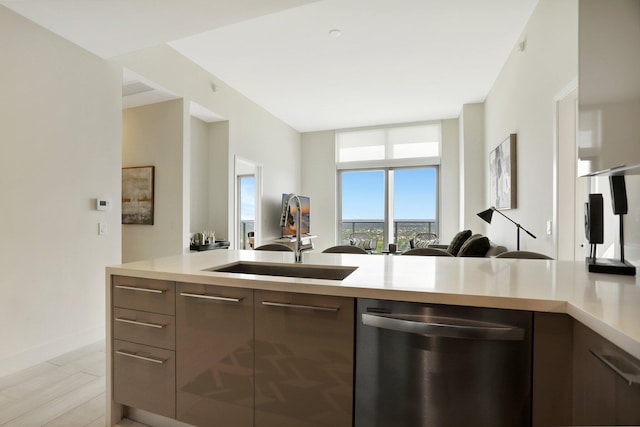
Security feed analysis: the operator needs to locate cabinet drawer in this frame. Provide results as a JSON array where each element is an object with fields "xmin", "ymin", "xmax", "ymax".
[
  {"xmin": 112, "ymin": 276, "xmax": 175, "ymax": 315},
  {"xmin": 113, "ymin": 339, "xmax": 175, "ymax": 419},
  {"xmin": 256, "ymin": 291, "xmax": 354, "ymax": 337},
  {"xmin": 113, "ymin": 307, "xmax": 175, "ymax": 350}
]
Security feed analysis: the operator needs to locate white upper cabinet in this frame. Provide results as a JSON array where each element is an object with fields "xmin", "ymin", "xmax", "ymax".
[{"xmin": 578, "ymin": 0, "xmax": 640, "ymax": 176}]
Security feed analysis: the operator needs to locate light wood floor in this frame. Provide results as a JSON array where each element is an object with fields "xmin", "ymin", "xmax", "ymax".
[{"xmin": 0, "ymin": 341, "xmax": 145, "ymax": 427}]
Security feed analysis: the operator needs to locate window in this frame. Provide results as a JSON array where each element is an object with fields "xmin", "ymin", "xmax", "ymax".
[
  {"xmin": 237, "ymin": 175, "xmax": 255, "ymax": 249},
  {"xmin": 339, "ymin": 167, "xmax": 438, "ymax": 252},
  {"xmin": 337, "ymin": 123, "xmax": 440, "ymax": 252},
  {"xmin": 392, "ymin": 167, "xmax": 437, "ymax": 250},
  {"xmin": 340, "ymin": 170, "xmax": 385, "ymax": 251},
  {"xmin": 337, "ymin": 123, "xmax": 440, "ymax": 163}
]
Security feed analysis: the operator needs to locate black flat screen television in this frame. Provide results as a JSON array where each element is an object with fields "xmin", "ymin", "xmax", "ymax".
[{"xmin": 281, "ymin": 194, "xmax": 310, "ymax": 236}]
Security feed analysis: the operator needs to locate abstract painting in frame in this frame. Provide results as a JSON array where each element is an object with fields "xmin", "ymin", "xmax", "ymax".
[
  {"xmin": 489, "ymin": 134, "xmax": 517, "ymax": 210},
  {"xmin": 122, "ymin": 166, "xmax": 155, "ymax": 225}
]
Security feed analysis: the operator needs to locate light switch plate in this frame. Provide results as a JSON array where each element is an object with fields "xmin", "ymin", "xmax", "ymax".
[{"xmin": 99, "ymin": 222, "xmax": 107, "ymax": 235}]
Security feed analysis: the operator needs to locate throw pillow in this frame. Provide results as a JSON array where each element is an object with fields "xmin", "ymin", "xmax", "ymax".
[
  {"xmin": 447, "ymin": 229, "xmax": 472, "ymax": 256},
  {"xmin": 457, "ymin": 234, "xmax": 491, "ymax": 257}
]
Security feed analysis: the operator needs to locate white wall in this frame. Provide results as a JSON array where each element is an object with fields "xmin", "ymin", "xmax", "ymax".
[
  {"xmin": 191, "ymin": 116, "xmax": 230, "ymax": 237},
  {"xmin": 484, "ymin": 0, "xmax": 578, "ymax": 255},
  {"xmin": 114, "ymin": 46, "xmax": 299, "ymax": 246},
  {"xmin": 458, "ymin": 104, "xmax": 486, "ymax": 238},
  {"xmin": 190, "ymin": 117, "xmax": 210, "ymax": 232},
  {"xmin": 0, "ymin": 6, "xmax": 121, "ymax": 376},
  {"xmin": 122, "ymin": 100, "xmax": 186, "ymax": 262},
  {"xmin": 556, "ymin": 87, "xmax": 581, "ymax": 260},
  {"xmin": 301, "ymin": 130, "xmax": 337, "ymax": 251},
  {"xmin": 230, "ymin": 105, "xmax": 300, "ymax": 244},
  {"xmin": 439, "ymin": 119, "xmax": 460, "ymax": 242},
  {"xmin": 208, "ymin": 121, "xmax": 230, "ymax": 242}
]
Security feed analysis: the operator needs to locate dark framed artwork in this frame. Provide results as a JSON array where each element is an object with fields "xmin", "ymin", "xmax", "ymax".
[
  {"xmin": 122, "ymin": 166, "xmax": 155, "ymax": 225},
  {"xmin": 489, "ymin": 134, "xmax": 517, "ymax": 210}
]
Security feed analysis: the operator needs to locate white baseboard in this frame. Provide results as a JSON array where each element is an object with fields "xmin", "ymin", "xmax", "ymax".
[{"xmin": 0, "ymin": 324, "xmax": 105, "ymax": 377}]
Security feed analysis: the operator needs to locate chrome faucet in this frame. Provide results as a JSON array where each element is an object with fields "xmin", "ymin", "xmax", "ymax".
[{"xmin": 280, "ymin": 193, "xmax": 303, "ymax": 263}]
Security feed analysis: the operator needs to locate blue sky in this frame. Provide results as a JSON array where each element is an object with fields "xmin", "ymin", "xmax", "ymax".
[
  {"xmin": 240, "ymin": 176, "xmax": 255, "ymax": 220},
  {"xmin": 341, "ymin": 168, "xmax": 436, "ymax": 220}
]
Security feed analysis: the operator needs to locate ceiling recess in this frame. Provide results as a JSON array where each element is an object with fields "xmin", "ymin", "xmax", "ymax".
[{"xmin": 122, "ymin": 81, "xmax": 154, "ymax": 97}]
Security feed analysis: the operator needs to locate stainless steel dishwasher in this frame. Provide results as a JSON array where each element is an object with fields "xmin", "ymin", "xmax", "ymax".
[{"xmin": 355, "ymin": 298, "xmax": 532, "ymax": 427}]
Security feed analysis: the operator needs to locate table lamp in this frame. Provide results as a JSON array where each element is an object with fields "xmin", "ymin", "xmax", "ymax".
[{"xmin": 477, "ymin": 207, "xmax": 536, "ymax": 250}]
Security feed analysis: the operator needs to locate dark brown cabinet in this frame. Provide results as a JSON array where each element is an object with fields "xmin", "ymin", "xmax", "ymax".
[
  {"xmin": 254, "ymin": 290, "xmax": 354, "ymax": 427},
  {"xmin": 531, "ymin": 313, "xmax": 640, "ymax": 427},
  {"xmin": 531, "ymin": 313, "xmax": 573, "ymax": 427},
  {"xmin": 175, "ymin": 282, "xmax": 254, "ymax": 427},
  {"xmin": 573, "ymin": 321, "xmax": 640, "ymax": 426}
]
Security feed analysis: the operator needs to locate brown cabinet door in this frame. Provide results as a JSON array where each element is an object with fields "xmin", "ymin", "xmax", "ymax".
[
  {"xmin": 176, "ymin": 282, "xmax": 254, "ymax": 427},
  {"xmin": 573, "ymin": 323, "xmax": 616, "ymax": 425},
  {"xmin": 532, "ymin": 313, "xmax": 573, "ymax": 427},
  {"xmin": 617, "ymin": 372, "xmax": 640, "ymax": 424},
  {"xmin": 573, "ymin": 320, "xmax": 640, "ymax": 426},
  {"xmin": 254, "ymin": 290, "xmax": 354, "ymax": 427}
]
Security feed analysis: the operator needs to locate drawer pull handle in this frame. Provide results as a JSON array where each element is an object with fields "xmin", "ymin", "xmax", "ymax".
[
  {"xmin": 590, "ymin": 349, "xmax": 640, "ymax": 386},
  {"xmin": 180, "ymin": 292, "xmax": 242, "ymax": 303},
  {"xmin": 115, "ymin": 317, "xmax": 165, "ymax": 329},
  {"xmin": 262, "ymin": 301, "xmax": 339, "ymax": 312},
  {"xmin": 115, "ymin": 285, "xmax": 165, "ymax": 294},
  {"xmin": 115, "ymin": 350, "xmax": 166, "ymax": 364}
]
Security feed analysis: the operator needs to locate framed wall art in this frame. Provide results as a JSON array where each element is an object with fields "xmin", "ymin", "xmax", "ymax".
[
  {"xmin": 489, "ymin": 134, "xmax": 517, "ymax": 210},
  {"xmin": 122, "ymin": 166, "xmax": 155, "ymax": 225}
]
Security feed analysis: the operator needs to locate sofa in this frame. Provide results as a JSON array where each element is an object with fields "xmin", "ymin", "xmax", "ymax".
[{"xmin": 426, "ymin": 230, "xmax": 507, "ymax": 258}]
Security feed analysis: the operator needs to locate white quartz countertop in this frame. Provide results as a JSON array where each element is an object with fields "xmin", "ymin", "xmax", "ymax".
[{"xmin": 107, "ymin": 250, "xmax": 640, "ymax": 360}]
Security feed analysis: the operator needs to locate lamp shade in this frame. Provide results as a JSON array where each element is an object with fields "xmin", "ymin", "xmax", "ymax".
[{"xmin": 477, "ymin": 208, "xmax": 495, "ymax": 224}]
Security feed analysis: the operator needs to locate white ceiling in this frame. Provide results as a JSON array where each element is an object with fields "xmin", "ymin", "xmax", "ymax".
[
  {"xmin": 1, "ymin": 0, "xmax": 538, "ymax": 132},
  {"xmin": 0, "ymin": 0, "xmax": 320, "ymax": 58}
]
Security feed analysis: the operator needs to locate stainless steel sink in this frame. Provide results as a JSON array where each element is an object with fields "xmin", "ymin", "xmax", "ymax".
[{"xmin": 208, "ymin": 261, "xmax": 357, "ymax": 280}]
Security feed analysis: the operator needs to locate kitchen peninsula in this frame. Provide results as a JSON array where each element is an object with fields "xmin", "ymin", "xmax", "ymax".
[{"xmin": 106, "ymin": 250, "xmax": 640, "ymax": 427}]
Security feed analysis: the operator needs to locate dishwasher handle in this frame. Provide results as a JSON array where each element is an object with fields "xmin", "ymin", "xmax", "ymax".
[{"xmin": 362, "ymin": 313, "xmax": 525, "ymax": 341}]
